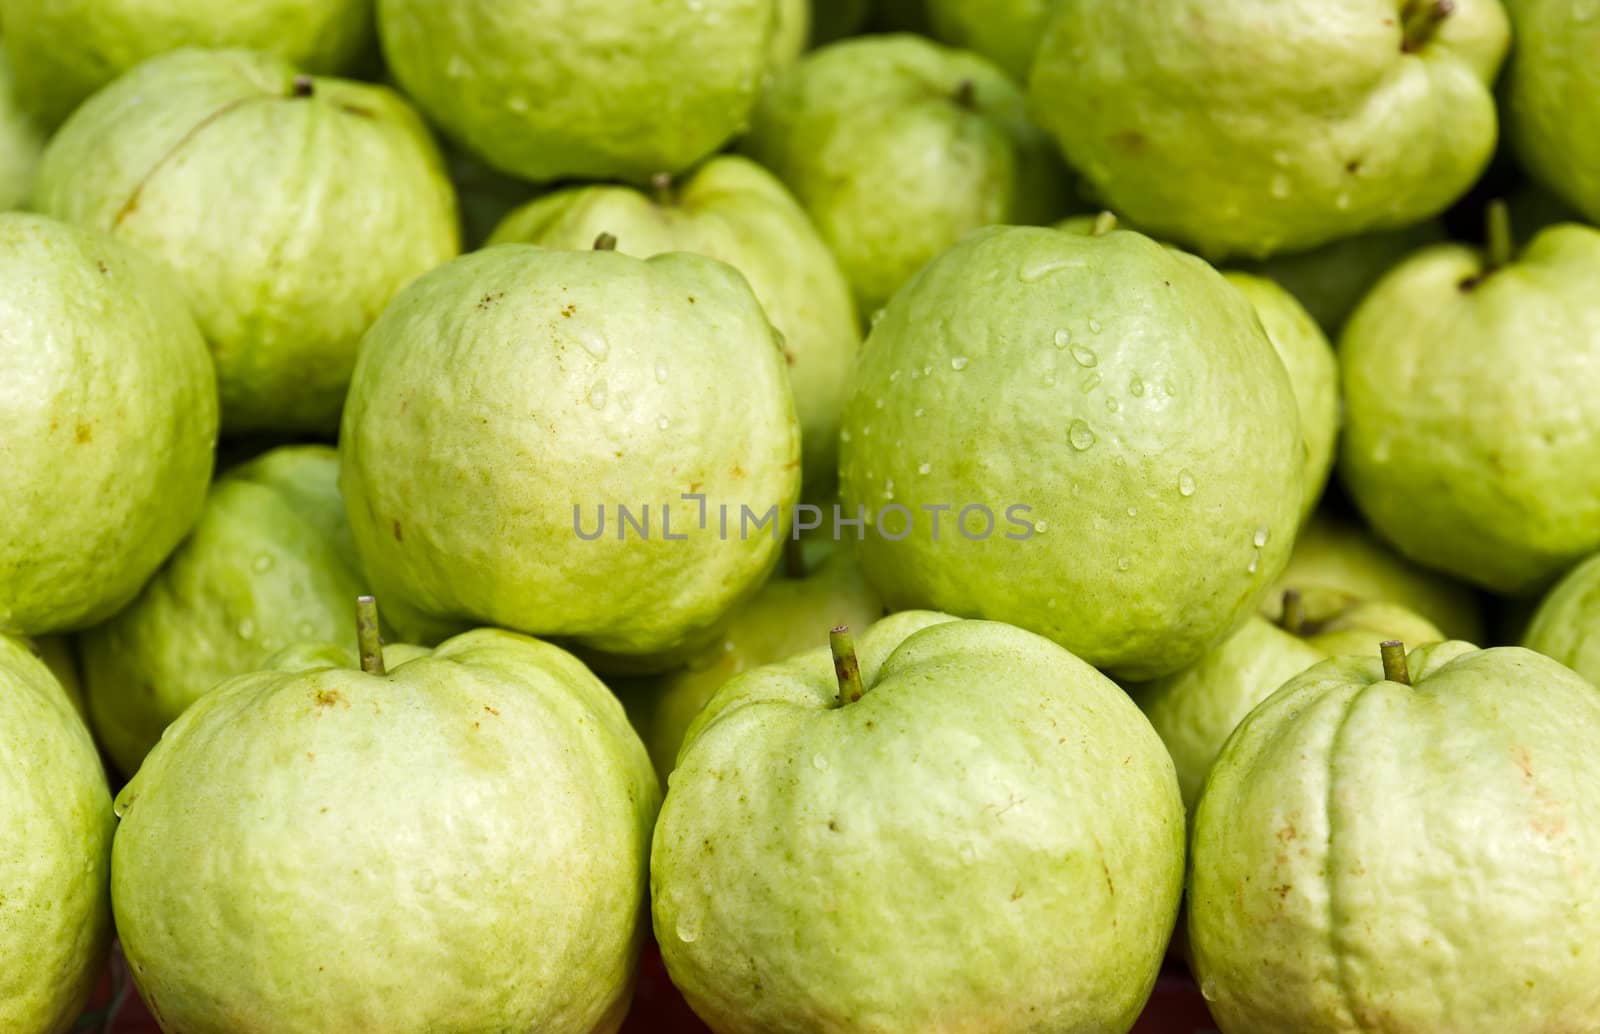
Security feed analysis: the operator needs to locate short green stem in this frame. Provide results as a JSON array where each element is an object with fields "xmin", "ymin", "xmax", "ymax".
[
  {"xmin": 830, "ymin": 625, "xmax": 864, "ymax": 707},
  {"xmin": 1401, "ymin": 0, "xmax": 1454, "ymax": 52},
  {"xmin": 1380, "ymin": 640, "xmax": 1410, "ymax": 686},
  {"xmin": 1281, "ymin": 588, "xmax": 1306, "ymax": 636},
  {"xmin": 1091, "ymin": 211, "xmax": 1118, "ymax": 237},
  {"xmin": 593, "ymin": 232, "xmax": 618, "ymax": 251},
  {"xmin": 650, "ymin": 172, "xmax": 675, "ymax": 207},
  {"xmin": 1484, "ymin": 199, "xmax": 1514, "ymax": 271},
  {"xmin": 357, "ymin": 595, "xmax": 385, "ymax": 676},
  {"xmin": 291, "ymin": 74, "xmax": 314, "ymax": 98}
]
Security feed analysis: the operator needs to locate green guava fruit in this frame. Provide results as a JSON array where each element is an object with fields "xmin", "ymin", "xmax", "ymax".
[
  {"xmin": 0, "ymin": 0, "xmax": 373, "ymax": 128},
  {"xmin": 1223, "ymin": 272, "xmax": 1339, "ymax": 523},
  {"xmin": 1133, "ymin": 597, "xmax": 1443, "ymax": 810},
  {"xmin": 489, "ymin": 156, "xmax": 858, "ymax": 503},
  {"xmin": 1190, "ymin": 639, "xmax": 1600, "ymax": 1031},
  {"xmin": 1522, "ymin": 551, "xmax": 1600, "ymax": 685},
  {"xmin": 1030, "ymin": 0, "xmax": 1509, "ymax": 258},
  {"xmin": 925, "ymin": 0, "xmax": 1052, "ymax": 81},
  {"xmin": 339, "ymin": 242, "xmax": 801, "ymax": 663},
  {"xmin": 1264, "ymin": 510, "xmax": 1484, "ymax": 643},
  {"xmin": 34, "ymin": 48, "xmax": 459, "ymax": 435},
  {"xmin": 79, "ymin": 445, "xmax": 368, "ymax": 776},
  {"xmin": 378, "ymin": 0, "xmax": 774, "ymax": 184},
  {"xmin": 1503, "ymin": 0, "xmax": 1600, "ymax": 225},
  {"xmin": 0, "ymin": 633, "xmax": 113, "ymax": 1034},
  {"xmin": 839, "ymin": 225, "xmax": 1302, "ymax": 679},
  {"xmin": 0, "ymin": 213, "xmax": 217, "ymax": 636},
  {"xmin": 742, "ymin": 34, "xmax": 1070, "ymax": 315},
  {"xmin": 771, "ymin": 0, "xmax": 810, "ymax": 66},
  {"xmin": 622, "ymin": 543, "xmax": 883, "ymax": 780},
  {"xmin": 112, "ymin": 612, "xmax": 659, "ymax": 1033},
  {"xmin": 1340, "ymin": 208, "xmax": 1600, "ymax": 595},
  {"xmin": 653, "ymin": 612, "xmax": 1184, "ymax": 1032},
  {"xmin": 23, "ymin": 636, "xmax": 86, "ymax": 722},
  {"xmin": 1237, "ymin": 220, "xmax": 1449, "ymax": 335},
  {"xmin": 0, "ymin": 50, "xmax": 42, "ymax": 210}
]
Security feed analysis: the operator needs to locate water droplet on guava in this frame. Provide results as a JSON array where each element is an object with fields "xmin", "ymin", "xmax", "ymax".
[
  {"xmin": 1088, "ymin": 318, "xmax": 1102, "ymax": 334},
  {"xmin": 1053, "ymin": 329, "xmax": 1072, "ymax": 349},
  {"xmin": 1081, "ymin": 373, "xmax": 1103, "ymax": 393},
  {"xmin": 1070, "ymin": 345, "xmax": 1098, "ymax": 368},
  {"xmin": 1117, "ymin": 557, "xmax": 1132, "ymax": 572},
  {"xmin": 950, "ymin": 356, "xmax": 970, "ymax": 371},
  {"xmin": 1248, "ymin": 555, "xmax": 1260, "ymax": 574},
  {"xmin": 1068, "ymin": 420, "xmax": 1096, "ymax": 451},
  {"xmin": 657, "ymin": 416, "xmax": 671, "ymax": 430},
  {"xmin": 1033, "ymin": 519, "xmax": 1049, "ymax": 533},
  {"xmin": 917, "ymin": 462, "xmax": 932, "ymax": 475},
  {"xmin": 1105, "ymin": 397, "xmax": 1121, "ymax": 413},
  {"xmin": 1253, "ymin": 527, "xmax": 1270, "ymax": 548},
  {"xmin": 587, "ymin": 380, "xmax": 608, "ymax": 409},
  {"xmin": 812, "ymin": 754, "xmax": 830, "ymax": 770},
  {"xmin": 1178, "ymin": 472, "xmax": 1197, "ymax": 497},
  {"xmin": 1130, "ymin": 377, "xmax": 1146, "ymax": 397},
  {"xmin": 578, "ymin": 330, "xmax": 609, "ymax": 360},
  {"xmin": 654, "ymin": 362, "xmax": 669, "ymax": 383}
]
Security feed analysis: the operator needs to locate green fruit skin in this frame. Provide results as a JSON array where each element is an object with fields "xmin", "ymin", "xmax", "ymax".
[
  {"xmin": 925, "ymin": 0, "xmax": 1053, "ymax": 81},
  {"xmin": 378, "ymin": 0, "xmax": 774, "ymax": 184},
  {"xmin": 1030, "ymin": 0, "xmax": 1509, "ymax": 259},
  {"xmin": 34, "ymin": 48, "xmax": 459, "ymax": 435},
  {"xmin": 1190, "ymin": 642, "xmax": 1600, "ymax": 1032},
  {"xmin": 339, "ymin": 244, "xmax": 801, "ymax": 660},
  {"xmin": 1264, "ymin": 510, "xmax": 1484, "ymax": 644},
  {"xmin": 0, "ymin": 634, "xmax": 114, "ymax": 1034},
  {"xmin": 742, "ymin": 34, "xmax": 1071, "ymax": 315},
  {"xmin": 489, "ymin": 156, "xmax": 859, "ymax": 503},
  {"xmin": 23, "ymin": 636, "xmax": 88, "ymax": 722},
  {"xmin": 0, "ymin": 0, "xmax": 373, "ymax": 128},
  {"xmin": 1340, "ymin": 224, "xmax": 1600, "ymax": 595},
  {"xmin": 1302, "ymin": 600, "xmax": 1445, "ymax": 658},
  {"xmin": 840, "ymin": 225, "xmax": 1303, "ymax": 680},
  {"xmin": 1504, "ymin": 0, "xmax": 1600, "ymax": 225},
  {"xmin": 654, "ymin": 613, "xmax": 1185, "ymax": 1033},
  {"xmin": 0, "ymin": 51, "xmax": 43, "ymax": 209},
  {"xmin": 1523, "ymin": 551, "xmax": 1600, "ymax": 686},
  {"xmin": 1223, "ymin": 272, "xmax": 1339, "ymax": 524},
  {"xmin": 770, "ymin": 0, "xmax": 810, "ymax": 66},
  {"xmin": 0, "ymin": 213, "xmax": 218, "ymax": 636},
  {"xmin": 79, "ymin": 445, "xmax": 367, "ymax": 777},
  {"xmin": 112, "ymin": 628, "xmax": 659, "ymax": 1033}
]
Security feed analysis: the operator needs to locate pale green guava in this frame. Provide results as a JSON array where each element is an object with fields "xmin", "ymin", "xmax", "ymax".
[
  {"xmin": 742, "ymin": 34, "xmax": 1070, "ymax": 314},
  {"xmin": 1504, "ymin": 0, "xmax": 1600, "ymax": 225},
  {"xmin": 80, "ymin": 445, "xmax": 368, "ymax": 776},
  {"xmin": 839, "ymin": 225, "xmax": 1303, "ymax": 680},
  {"xmin": 34, "ymin": 48, "xmax": 459, "ymax": 435},
  {"xmin": 0, "ymin": 50, "xmax": 42, "ymax": 209},
  {"xmin": 1340, "ymin": 215, "xmax": 1600, "ymax": 595},
  {"xmin": 1030, "ymin": 0, "xmax": 1509, "ymax": 258},
  {"xmin": 1190, "ymin": 640, "xmax": 1600, "ymax": 1032},
  {"xmin": 925, "ymin": 0, "xmax": 1053, "ymax": 81},
  {"xmin": 653, "ymin": 612, "xmax": 1184, "ymax": 1032},
  {"xmin": 339, "ymin": 243, "xmax": 800, "ymax": 663},
  {"xmin": 23, "ymin": 636, "xmax": 86, "ymax": 722},
  {"xmin": 1523, "ymin": 551, "xmax": 1600, "ymax": 686},
  {"xmin": 490, "ymin": 156, "xmax": 858, "ymax": 502},
  {"xmin": 378, "ymin": 0, "xmax": 775, "ymax": 183},
  {"xmin": 771, "ymin": 0, "xmax": 810, "ymax": 66},
  {"xmin": 112, "ymin": 623, "xmax": 658, "ymax": 1033},
  {"xmin": 0, "ymin": 0, "xmax": 373, "ymax": 128},
  {"xmin": 0, "ymin": 633, "xmax": 113, "ymax": 1034},
  {"xmin": 0, "ymin": 212, "xmax": 217, "ymax": 636}
]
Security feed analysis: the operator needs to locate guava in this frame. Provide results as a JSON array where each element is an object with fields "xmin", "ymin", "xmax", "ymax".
[
  {"xmin": 0, "ymin": 633, "xmax": 113, "ymax": 1034},
  {"xmin": 742, "ymin": 34, "xmax": 1070, "ymax": 314},
  {"xmin": 34, "ymin": 48, "xmax": 459, "ymax": 434},
  {"xmin": 653, "ymin": 612, "xmax": 1184, "ymax": 1032},
  {"xmin": 23, "ymin": 636, "xmax": 86, "ymax": 722},
  {"xmin": 925, "ymin": 0, "xmax": 1053, "ymax": 81},
  {"xmin": 771, "ymin": 0, "xmax": 810, "ymax": 67},
  {"xmin": 840, "ymin": 225, "xmax": 1303, "ymax": 679},
  {"xmin": 1030, "ymin": 0, "xmax": 1509, "ymax": 258},
  {"xmin": 80, "ymin": 445, "xmax": 368, "ymax": 776},
  {"xmin": 0, "ymin": 50, "xmax": 42, "ymax": 209},
  {"xmin": 112, "ymin": 611, "xmax": 659, "ymax": 1033},
  {"xmin": 1523, "ymin": 551, "xmax": 1600, "ymax": 686},
  {"xmin": 0, "ymin": 213, "xmax": 217, "ymax": 636},
  {"xmin": 339, "ymin": 242, "xmax": 800, "ymax": 664},
  {"xmin": 1190, "ymin": 639, "xmax": 1600, "ymax": 1031},
  {"xmin": 378, "ymin": 0, "xmax": 775, "ymax": 184},
  {"xmin": 489, "ymin": 156, "xmax": 858, "ymax": 502},
  {"xmin": 1503, "ymin": 0, "xmax": 1600, "ymax": 225}
]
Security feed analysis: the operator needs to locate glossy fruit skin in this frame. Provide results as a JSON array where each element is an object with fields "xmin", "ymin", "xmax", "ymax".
[
  {"xmin": 0, "ymin": 634, "xmax": 114, "ymax": 1034},
  {"xmin": 34, "ymin": 48, "xmax": 459, "ymax": 435},
  {"xmin": 378, "ymin": 0, "xmax": 774, "ymax": 184},
  {"xmin": 338, "ymin": 244, "xmax": 800, "ymax": 662},
  {"xmin": 840, "ymin": 225, "xmax": 1302, "ymax": 680},
  {"xmin": 489, "ymin": 156, "xmax": 857, "ymax": 503},
  {"xmin": 1340, "ymin": 224, "xmax": 1600, "ymax": 595},
  {"xmin": 1030, "ymin": 0, "xmax": 1509, "ymax": 259},
  {"xmin": 1504, "ymin": 0, "xmax": 1600, "ymax": 225},
  {"xmin": 654, "ymin": 612, "xmax": 1185, "ymax": 1034},
  {"xmin": 80, "ymin": 445, "xmax": 367, "ymax": 776},
  {"xmin": 0, "ymin": 0, "xmax": 374, "ymax": 128},
  {"xmin": 112, "ymin": 629, "xmax": 660, "ymax": 1034},
  {"xmin": 925, "ymin": 0, "xmax": 1054, "ymax": 81},
  {"xmin": 0, "ymin": 213, "xmax": 217, "ymax": 636},
  {"xmin": 1190, "ymin": 642, "xmax": 1600, "ymax": 1033},
  {"xmin": 743, "ymin": 34, "xmax": 1070, "ymax": 315}
]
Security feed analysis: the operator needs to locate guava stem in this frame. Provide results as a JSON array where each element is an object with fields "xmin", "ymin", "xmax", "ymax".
[
  {"xmin": 357, "ymin": 596, "xmax": 385, "ymax": 676},
  {"xmin": 650, "ymin": 172, "xmax": 675, "ymax": 207},
  {"xmin": 1380, "ymin": 640, "xmax": 1410, "ymax": 686},
  {"xmin": 784, "ymin": 536, "xmax": 807, "ymax": 579},
  {"xmin": 1484, "ymin": 199, "xmax": 1514, "ymax": 270},
  {"xmin": 1091, "ymin": 211, "xmax": 1118, "ymax": 237},
  {"xmin": 1401, "ymin": 0, "xmax": 1454, "ymax": 53},
  {"xmin": 593, "ymin": 232, "xmax": 618, "ymax": 251},
  {"xmin": 1281, "ymin": 588, "xmax": 1306, "ymax": 636},
  {"xmin": 830, "ymin": 625, "xmax": 864, "ymax": 707},
  {"xmin": 291, "ymin": 75, "xmax": 315, "ymax": 98},
  {"xmin": 953, "ymin": 79, "xmax": 977, "ymax": 110}
]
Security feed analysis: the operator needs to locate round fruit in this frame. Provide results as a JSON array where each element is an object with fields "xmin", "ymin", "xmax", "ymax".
[
  {"xmin": 1523, "ymin": 551, "xmax": 1600, "ymax": 686},
  {"xmin": 924, "ymin": 0, "xmax": 1053, "ymax": 81},
  {"xmin": 1504, "ymin": 0, "xmax": 1600, "ymax": 225}
]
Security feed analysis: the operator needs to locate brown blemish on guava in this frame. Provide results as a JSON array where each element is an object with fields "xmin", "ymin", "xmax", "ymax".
[
  {"xmin": 1345, "ymin": 159, "xmax": 1364, "ymax": 175},
  {"xmin": 1272, "ymin": 884, "xmax": 1293, "ymax": 899},
  {"xmin": 392, "ymin": 520, "xmax": 403, "ymax": 542},
  {"xmin": 1010, "ymin": 886, "xmax": 1024, "ymax": 901},
  {"xmin": 483, "ymin": 705, "xmax": 499, "ymax": 716},
  {"xmin": 827, "ymin": 819, "xmax": 841, "ymax": 832},
  {"xmin": 1101, "ymin": 859, "xmax": 1116, "ymax": 896},
  {"xmin": 336, "ymin": 103, "xmax": 376, "ymax": 119},
  {"xmin": 1109, "ymin": 130, "xmax": 1147, "ymax": 154},
  {"xmin": 561, "ymin": 303, "xmax": 576, "ymax": 318},
  {"xmin": 1277, "ymin": 823, "xmax": 1299, "ymax": 842},
  {"xmin": 96, "ymin": 260, "xmax": 108, "ymax": 275},
  {"xmin": 1515, "ymin": 745, "xmax": 1534, "ymax": 782},
  {"xmin": 687, "ymin": 296, "xmax": 696, "ymax": 304},
  {"xmin": 313, "ymin": 688, "xmax": 344, "ymax": 708}
]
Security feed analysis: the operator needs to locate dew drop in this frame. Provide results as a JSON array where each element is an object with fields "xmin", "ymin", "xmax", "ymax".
[
  {"xmin": 675, "ymin": 917, "xmax": 700, "ymax": 943},
  {"xmin": 888, "ymin": 369, "xmax": 901, "ymax": 382},
  {"xmin": 1178, "ymin": 471, "xmax": 1197, "ymax": 497},
  {"xmin": 1105, "ymin": 397, "xmax": 1121, "ymax": 413},
  {"xmin": 237, "ymin": 618, "xmax": 256, "ymax": 641},
  {"xmin": 1088, "ymin": 318, "xmax": 1102, "ymax": 334},
  {"xmin": 1081, "ymin": 373, "xmax": 1103, "ymax": 393},
  {"xmin": 1070, "ymin": 345, "xmax": 1098, "ymax": 368},
  {"xmin": 1068, "ymin": 420, "xmax": 1097, "ymax": 451},
  {"xmin": 870, "ymin": 307, "xmax": 887, "ymax": 327},
  {"xmin": 882, "ymin": 479, "xmax": 895, "ymax": 500},
  {"xmin": 912, "ymin": 407, "xmax": 925, "ymax": 418},
  {"xmin": 578, "ymin": 330, "xmax": 609, "ymax": 360},
  {"xmin": 1019, "ymin": 258, "xmax": 1074, "ymax": 283},
  {"xmin": 1247, "ymin": 555, "xmax": 1260, "ymax": 574},
  {"xmin": 657, "ymin": 416, "xmax": 671, "ymax": 430},
  {"xmin": 1130, "ymin": 377, "xmax": 1146, "ymax": 397},
  {"xmin": 874, "ymin": 397, "xmax": 886, "ymax": 410},
  {"xmin": 1033, "ymin": 519, "xmax": 1049, "ymax": 533},
  {"xmin": 1201, "ymin": 978, "xmax": 1218, "ymax": 1003},
  {"xmin": 507, "ymin": 95, "xmax": 530, "ymax": 114},
  {"xmin": 917, "ymin": 462, "xmax": 932, "ymax": 475},
  {"xmin": 587, "ymin": 380, "xmax": 608, "ymax": 409},
  {"xmin": 923, "ymin": 365, "xmax": 933, "ymax": 377},
  {"xmin": 654, "ymin": 361, "xmax": 669, "ymax": 383},
  {"xmin": 1127, "ymin": 506, "xmax": 1138, "ymax": 517},
  {"xmin": 1053, "ymin": 329, "xmax": 1072, "ymax": 349},
  {"xmin": 812, "ymin": 754, "xmax": 830, "ymax": 770},
  {"xmin": 840, "ymin": 429, "xmax": 853, "ymax": 444},
  {"xmin": 1253, "ymin": 526, "xmax": 1270, "ymax": 548},
  {"xmin": 950, "ymin": 356, "xmax": 970, "ymax": 371},
  {"xmin": 252, "ymin": 553, "xmax": 274, "ymax": 574},
  {"xmin": 1117, "ymin": 557, "xmax": 1132, "ymax": 572},
  {"xmin": 1163, "ymin": 379, "xmax": 1177, "ymax": 397}
]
